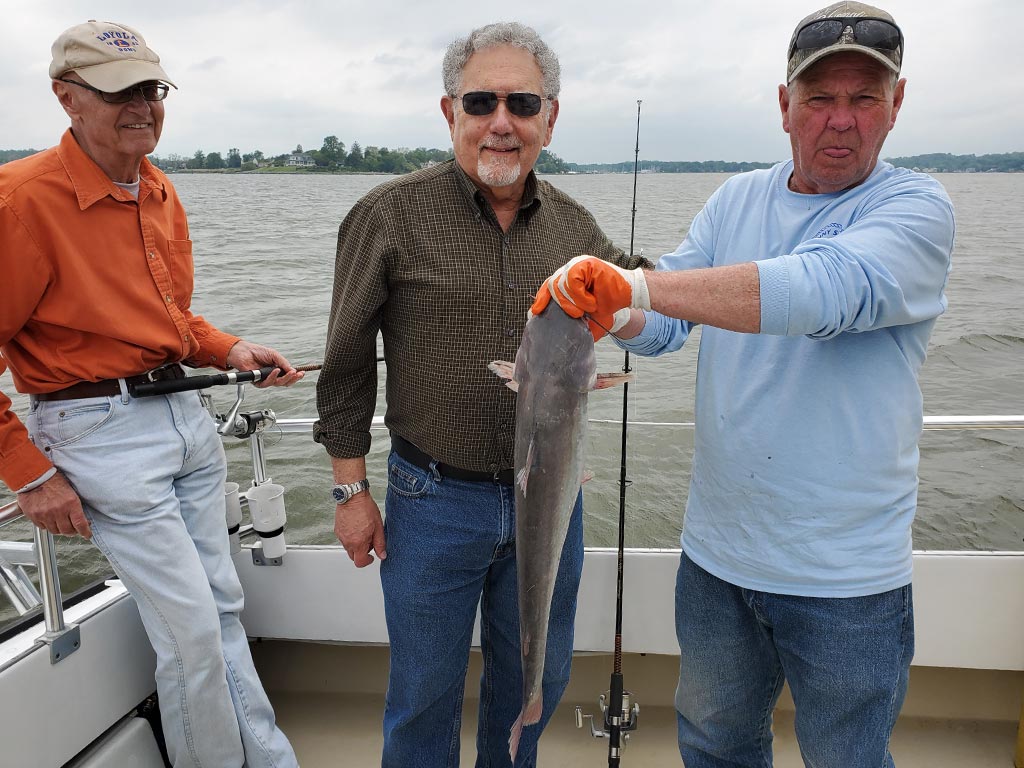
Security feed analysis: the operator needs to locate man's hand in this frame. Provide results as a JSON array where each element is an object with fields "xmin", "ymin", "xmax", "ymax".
[
  {"xmin": 225, "ymin": 341, "xmax": 304, "ymax": 388},
  {"xmin": 531, "ymin": 255, "xmax": 651, "ymax": 340},
  {"xmin": 18, "ymin": 472, "xmax": 92, "ymax": 539},
  {"xmin": 335, "ymin": 493, "xmax": 387, "ymax": 568}
]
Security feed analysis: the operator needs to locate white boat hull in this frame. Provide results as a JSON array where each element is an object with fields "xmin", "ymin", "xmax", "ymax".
[
  {"xmin": 234, "ymin": 546, "xmax": 1024, "ymax": 671},
  {"xmin": 2, "ymin": 545, "xmax": 1021, "ymax": 766}
]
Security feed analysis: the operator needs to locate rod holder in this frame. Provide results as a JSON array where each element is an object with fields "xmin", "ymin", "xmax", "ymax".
[{"xmin": 246, "ymin": 482, "xmax": 287, "ymax": 566}]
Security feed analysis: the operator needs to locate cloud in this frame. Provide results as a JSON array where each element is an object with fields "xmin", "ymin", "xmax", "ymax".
[
  {"xmin": 2, "ymin": 0, "xmax": 1022, "ymax": 162},
  {"xmin": 189, "ymin": 57, "xmax": 226, "ymax": 72}
]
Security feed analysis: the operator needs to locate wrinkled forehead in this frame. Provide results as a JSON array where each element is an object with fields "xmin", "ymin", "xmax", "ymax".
[{"xmin": 797, "ymin": 50, "xmax": 894, "ymax": 87}]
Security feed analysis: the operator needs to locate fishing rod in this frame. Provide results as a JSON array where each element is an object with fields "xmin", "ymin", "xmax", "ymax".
[
  {"xmin": 129, "ymin": 358, "xmax": 390, "ymax": 399},
  {"xmin": 577, "ymin": 99, "xmax": 642, "ymax": 766},
  {"xmin": 130, "ymin": 363, "xmax": 325, "ymax": 398}
]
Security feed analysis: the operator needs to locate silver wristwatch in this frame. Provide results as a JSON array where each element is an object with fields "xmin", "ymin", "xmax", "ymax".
[{"xmin": 332, "ymin": 479, "xmax": 369, "ymax": 504}]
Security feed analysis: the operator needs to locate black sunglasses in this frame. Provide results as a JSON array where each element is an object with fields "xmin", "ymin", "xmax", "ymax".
[
  {"xmin": 460, "ymin": 91, "xmax": 545, "ymax": 118},
  {"xmin": 59, "ymin": 78, "xmax": 169, "ymax": 104},
  {"xmin": 790, "ymin": 17, "xmax": 902, "ymax": 58}
]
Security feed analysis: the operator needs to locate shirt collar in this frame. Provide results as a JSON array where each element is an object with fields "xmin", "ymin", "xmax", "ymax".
[
  {"xmin": 56, "ymin": 129, "xmax": 168, "ymax": 210},
  {"xmin": 452, "ymin": 159, "xmax": 543, "ymax": 221}
]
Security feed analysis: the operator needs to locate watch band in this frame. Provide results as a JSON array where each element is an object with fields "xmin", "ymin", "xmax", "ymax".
[{"xmin": 332, "ymin": 478, "xmax": 369, "ymax": 504}]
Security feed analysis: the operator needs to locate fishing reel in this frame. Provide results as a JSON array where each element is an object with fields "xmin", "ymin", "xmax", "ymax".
[
  {"xmin": 200, "ymin": 386, "xmax": 276, "ymax": 439},
  {"xmin": 575, "ymin": 690, "xmax": 640, "ymax": 744}
]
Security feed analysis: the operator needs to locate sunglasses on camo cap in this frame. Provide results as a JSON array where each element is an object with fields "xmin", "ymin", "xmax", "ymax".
[{"xmin": 789, "ymin": 17, "xmax": 903, "ymax": 58}]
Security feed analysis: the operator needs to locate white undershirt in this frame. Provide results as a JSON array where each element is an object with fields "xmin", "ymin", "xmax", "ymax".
[{"xmin": 113, "ymin": 179, "xmax": 140, "ymax": 199}]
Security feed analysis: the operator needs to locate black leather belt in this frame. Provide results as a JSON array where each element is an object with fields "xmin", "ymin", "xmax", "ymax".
[
  {"xmin": 34, "ymin": 364, "xmax": 187, "ymax": 402},
  {"xmin": 391, "ymin": 433, "xmax": 514, "ymax": 485}
]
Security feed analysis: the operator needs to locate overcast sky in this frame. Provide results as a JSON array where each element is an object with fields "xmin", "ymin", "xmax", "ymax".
[{"xmin": 4, "ymin": 0, "xmax": 1021, "ymax": 164}]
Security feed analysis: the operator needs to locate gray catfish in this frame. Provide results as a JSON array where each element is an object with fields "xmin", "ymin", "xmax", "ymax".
[{"xmin": 489, "ymin": 302, "xmax": 632, "ymax": 761}]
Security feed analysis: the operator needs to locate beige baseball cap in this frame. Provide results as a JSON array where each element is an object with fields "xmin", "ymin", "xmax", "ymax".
[
  {"xmin": 49, "ymin": 20, "xmax": 176, "ymax": 92},
  {"xmin": 787, "ymin": 2, "xmax": 902, "ymax": 83}
]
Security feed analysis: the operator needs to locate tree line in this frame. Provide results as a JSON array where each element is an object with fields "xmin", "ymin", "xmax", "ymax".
[
  {"xmin": 2, "ymin": 145, "xmax": 1023, "ymax": 173},
  {"xmin": 147, "ymin": 136, "xmax": 569, "ymax": 175},
  {"xmin": 566, "ymin": 153, "xmax": 1024, "ymax": 173},
  {"xmin": 882, "ymin": 152, "xmax": 1024, "ymax": 173},
  {"xmin": 151, "ymin": 138, "xmax": 453, "ymax": 173},
  {"xmin": 567, "ymin": 159, "xmax": 775, "ymax": 173},
  {"xmin": 0, "ymin": 139, "xmax": 566, "ymax": 175}
]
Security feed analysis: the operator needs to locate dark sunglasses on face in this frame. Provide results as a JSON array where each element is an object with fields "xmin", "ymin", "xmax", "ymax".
[
  {"xmin": 790, "ymin": 17, "xmax": 902, "ymax": 57},
  {"xmin": 59, "ymin": 78, "xmax": 170, "ymax": 104},
  {"xmin": 460, "ymin": 91, "xmax": 545, "ymax": 118}
]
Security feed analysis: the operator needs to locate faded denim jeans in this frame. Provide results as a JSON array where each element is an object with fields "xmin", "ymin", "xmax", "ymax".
[
  {"xmin": 379, "ymin": 451, "xmax": 584, "ymax": 768},
  {"xmin": 675, "ymin": 551, "xmax": 914, "ymax": 768},
  {"xmin": 28, "ymin": 389, "xmax": 296, "ymax": 768}
]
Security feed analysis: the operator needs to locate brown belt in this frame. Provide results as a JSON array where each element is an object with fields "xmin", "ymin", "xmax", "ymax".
[{"xmin": 34, "ymin": 365, "xmax": 187, "ymax": 402}]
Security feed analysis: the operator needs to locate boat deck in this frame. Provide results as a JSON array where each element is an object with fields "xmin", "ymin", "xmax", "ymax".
[
  {"xmin": 253, "ymin": 642, "xmax": 1021, "ymax": 767},
  {"xmin": 270, "ymin": 692, "xmax": 1017, "ymax": 767}
]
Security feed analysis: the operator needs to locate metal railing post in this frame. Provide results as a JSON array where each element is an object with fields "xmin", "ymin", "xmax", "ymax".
[
  {"xmin": 0, "ymin": 553, "xmax": 40, "ymax": 615},
  {"xmin": 251, "ymin": 429, "xmax": 270, "ymax": 487},
  {"xmin": 32, "ymin": 527, "xmax": 80, "ymax": 664},
  {"xmin": 1016, "ymin": 697, "xmax": 1023, "ymax": 768},
  {"xmin": 0, "ymin": 559, "xmax": 31, "ymax": 615}
]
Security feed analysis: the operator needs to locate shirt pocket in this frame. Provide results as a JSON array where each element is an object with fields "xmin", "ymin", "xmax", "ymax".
[{"xmin": 167, "ymin": 239, "xmax": 195, "ymax": 306}]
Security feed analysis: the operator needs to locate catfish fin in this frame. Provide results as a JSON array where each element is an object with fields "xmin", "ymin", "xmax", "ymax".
[
  {"xmin": 488, "ymin": 360, "xmax": 520, "ymax": 392},
  {"xmin": 516, "ymin": 439, "xmax": 535, "ymax": 496},
  {"xmin": 593, "ymin": 371, "xmax": 636, "ymax": 390},
  {"xmin": 509, "ymin": 697, "xmax": 544, "ymax": 763}
]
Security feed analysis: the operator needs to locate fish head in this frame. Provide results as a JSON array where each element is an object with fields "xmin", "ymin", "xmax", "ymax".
[{"xmin": 521, "ymin": 301, "xmax": 596, "ymax": 392}]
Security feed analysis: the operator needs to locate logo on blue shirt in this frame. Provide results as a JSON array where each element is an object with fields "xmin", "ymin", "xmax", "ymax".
[{"xmin": 815, "ymin": 222, "xmax": 844, "ymax": 238}]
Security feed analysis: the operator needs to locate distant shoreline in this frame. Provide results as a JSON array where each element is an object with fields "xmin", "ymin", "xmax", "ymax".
[
  {"xmin": 2, "ymin": 148, "xmax": 1023, "ymax": 174},
  {"xmin": 164, "ymin": 167, "xmax": 1024, "ymax": 175}
]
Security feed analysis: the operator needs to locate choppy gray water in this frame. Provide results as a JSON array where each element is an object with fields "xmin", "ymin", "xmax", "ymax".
[{"xmin": 2, "ymin": 172, "xmax": 1022, "ymax": 613}]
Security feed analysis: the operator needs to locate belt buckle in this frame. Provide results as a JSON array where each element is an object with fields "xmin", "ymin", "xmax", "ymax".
[{"xmin": 144, "ymin": 365, "xmax": 172, "ymax": 383}]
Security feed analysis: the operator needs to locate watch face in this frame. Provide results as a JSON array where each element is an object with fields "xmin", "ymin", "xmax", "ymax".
[{"xmin": 332, "ymin": 479, "xmax": 366, "ymax": 504}]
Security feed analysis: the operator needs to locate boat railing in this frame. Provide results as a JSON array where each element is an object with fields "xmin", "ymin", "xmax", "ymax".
[
  {"xmin": 0, "ymin": 499, "xmax": 81, "ymax": 663},
  {"xmin": 270, "ymin": 414, "xmax": 1024, "ymax": 433},
  {"xmin": 1, "ymin": 412, "xmax": 1023, "ymax": 665}
]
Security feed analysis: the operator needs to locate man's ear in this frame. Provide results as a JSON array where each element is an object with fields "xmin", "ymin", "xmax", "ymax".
[
  {"xmin": 779, "ymin": 83, "xmax": 792, "ymax": 134},
  {"xmin": 543, "ymin": 99, "xmax": 559, "ymax": 147},
  {"xmin": 52, "ymin": 79, "xmax": 78, "ymax": 119},
  {"xmin": 441, "ymin": 95, "xmax": 456, "ymax": 135}
]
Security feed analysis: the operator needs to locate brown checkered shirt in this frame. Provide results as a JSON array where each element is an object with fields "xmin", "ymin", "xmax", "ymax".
[{"xmin": 314, "ymin": 160, "xmax": 650, "ymax": 473}]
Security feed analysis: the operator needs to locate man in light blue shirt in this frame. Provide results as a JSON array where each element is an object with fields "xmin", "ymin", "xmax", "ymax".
[{"xmin": 532, "ymin": 2, "xmax": 954, "ymax": 766}]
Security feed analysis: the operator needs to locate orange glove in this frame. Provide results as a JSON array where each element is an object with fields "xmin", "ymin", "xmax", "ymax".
[{"xmin": 532, "ymin": 256, "xmax": 651, "ymax": 340}]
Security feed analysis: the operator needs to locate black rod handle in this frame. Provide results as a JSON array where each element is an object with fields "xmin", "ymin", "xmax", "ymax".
[
  {"xmin": 607, "ymin": 671, "xmax": 624, "ymax": 766},
  {"xmin": 130, "ymin": 366, "xmax": 277, "ymax": 397}
]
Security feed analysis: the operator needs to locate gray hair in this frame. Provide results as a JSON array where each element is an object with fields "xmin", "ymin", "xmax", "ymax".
[{"xmin": 442, "ymin": 22, "xmax": 561, "ymax": 99}]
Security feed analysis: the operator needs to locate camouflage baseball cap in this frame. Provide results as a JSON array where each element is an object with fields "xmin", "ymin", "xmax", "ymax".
[{"xmin": 787, "ymin": 2, "xmax": 902, "ymax": 83}]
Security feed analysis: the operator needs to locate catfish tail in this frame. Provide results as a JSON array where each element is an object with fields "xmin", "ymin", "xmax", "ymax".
[{"xmin": 508, "ymin": 696, "xmax": 544, "ymax": 763}]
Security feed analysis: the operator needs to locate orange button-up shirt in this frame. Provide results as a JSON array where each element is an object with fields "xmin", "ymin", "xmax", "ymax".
[{"xmin": 0, "ymin": 129, "xmax": 240, "ymax": 491}]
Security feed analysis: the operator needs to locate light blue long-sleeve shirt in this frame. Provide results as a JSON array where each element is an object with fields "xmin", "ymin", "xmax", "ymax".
[{"xmin": 620, "ymin": 160, "xmax": 955, "ymax": 597}]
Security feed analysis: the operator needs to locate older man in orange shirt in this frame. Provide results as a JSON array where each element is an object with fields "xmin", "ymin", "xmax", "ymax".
[{"xmin": 0, "ymin": 21, "xmax": 299, "ymax": 767}]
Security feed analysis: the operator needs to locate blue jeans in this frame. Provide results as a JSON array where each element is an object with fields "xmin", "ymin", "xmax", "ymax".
[
  {"xmin": 675, "ymin": 552, "xmax": 913, "ymax": 768},
  {"xmin": 379, "ymin": 451, "xmax": 584, "ymax": 768},
  {"xmin": 27, "ymin": 390, "xmax": 296, "ymax": 768}
]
